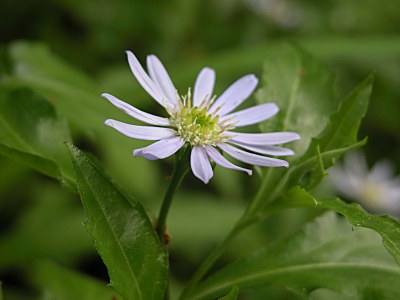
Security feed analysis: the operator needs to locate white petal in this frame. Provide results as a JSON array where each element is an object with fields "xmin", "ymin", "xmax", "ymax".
[
  {"xmin": 126, "ymin": 51, "xmax": 172, "ymax": 109},
  {"xmin": 134, "ymin": 137, "xmax": 184, "ymax": 160},
  {"xmin": 102, "ymin": 93, "xmax": 171, "ymax": 126},
  {"xmin": 218, "ymin": 143, "xmax": 288, "ymax": 168},
  {"xmin": 205, "ymin": 146, "xmax": 252, "ymax": 175},
  {"xmin": 227, "ymin": 131, "xmax": 300, "ymax": 145},
  {"xmin": 193, "ymin": 67, "xmax": 215, "ymax": 107},
  {"xmin": 209, "ymin": 74, "xmax": 258, "ymax": 116},
  {"xmin": 146, "ymin": 55, "xmax": 178, "ymax": 107},
  {"xmin": 220, "ymin": 103, "xmax": 279, "ymax": 127},
  {"xmin": 105, "ymin": 119, "xmax": 176, "ymax": 140},
  {"xmin": 191, "ymin": 146, "xmax": 213, "ymax": 184},
  {"xmin": 229, "ymin": 140, "xmax": 294, "ymax": 156}
]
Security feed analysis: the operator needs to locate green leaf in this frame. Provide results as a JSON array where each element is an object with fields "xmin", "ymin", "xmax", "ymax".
[
  {"xmin": 294, "ymin": 75, "xmax": 373, "ymax": 189},
  {"xmin": 188, "ymin": 212, "xmax": 400, "ymax": 300},
  {"xmin": 256, "ymin": 44, "xmax": 336, "ymax": 158},
  {"xmin": 0, "ymin": 88, "xmax": 75, "ymax": 189},
  {"xmin": 67, "ymin": 143, "xmax": 168, "ymax": 300},
  {"xmin": 35, "ymin": 260, "xmax": 119, "ymax": 300},
  {"xmin": 247, "ymin": 73, "xmax": 372, "ymax": 219},
  {"xmin": 218, "ymin": 285, "xmax": 239, "ymax": 300},
  {"xmin": 280, "ymin": 187, "xmax": 400, "ymax": 266}
]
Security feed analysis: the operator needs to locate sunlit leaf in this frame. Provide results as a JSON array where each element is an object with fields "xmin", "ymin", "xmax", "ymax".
[
  {"xmin": 256, "ymin": 44, "xmax": 336, "ymax": 157},
  {"xmin": 0, "ymin": 88, "xmax": 74, "ymax": 189},
  {"xmin": 246, "ymin": 71, "xmax": 372, "ymax": 219},
  {"xmin": 35, "ymin": 260, "xmax": 119, "ymax": 300},
  {"xmin": 187, "ymin": 212, "xmax": 400, "ymax": 300},
  {"xmin": 67, "ymin": 143, "xmax": 168, "ymax": 300},
  {"xmin": 294, "ymin": 75, "xmax": 372, "ymax": 189}
]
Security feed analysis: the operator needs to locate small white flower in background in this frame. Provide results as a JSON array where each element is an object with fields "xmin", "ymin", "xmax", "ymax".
[
  {"xmin": 330, "ymin": 151, "xmax": 400, "ymax": 216},
  {"xmin": 103, "ymin": 51, "xmax": 300, "ymax": 183}
]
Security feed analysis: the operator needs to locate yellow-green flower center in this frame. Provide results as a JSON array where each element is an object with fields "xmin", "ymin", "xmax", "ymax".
[{"xmin": 169, "ymin": 92, "xmax": 233, "ymax": 146}]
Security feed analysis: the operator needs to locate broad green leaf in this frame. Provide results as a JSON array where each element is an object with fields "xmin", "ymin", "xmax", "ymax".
[
  {"xmin": 218, "ymin": 285, "xmax": 239, "ymax": 300},
  {"xmin": 294, "ymin": 75, "xmax": 373, "ymax": 189},
  {"xmin": 0, "ymin": 88, "xmax": 74, "ymax": 189},
  {"xmin": 187, "ymin": 212, "xmax": 400, "ymax": 300},
  {"xmin": 247, "ymin": 74, "xmax": 372, "ymax": 219},
  {"xmin": 256, "ymin": 44, "xmax": 336, "ymax": 157},
  {"xmin": 4, "ymin": 41, "xmax": 163, "ymax": 200},
  {"xmin": 280, "ymin": 187, "xmax": 400, "ymax": 266},
  {"xmin": 67, "ymin": 143, "xmax": 168, "ymax": 300},
  {"xmin": 35, "ymin": 260, "xmax": 119, "ymax": 300}
]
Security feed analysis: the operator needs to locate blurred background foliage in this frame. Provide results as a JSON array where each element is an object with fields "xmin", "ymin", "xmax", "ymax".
[{"xmin": 0, "ymin": 0, "xmax": 399, "ymax": 299}]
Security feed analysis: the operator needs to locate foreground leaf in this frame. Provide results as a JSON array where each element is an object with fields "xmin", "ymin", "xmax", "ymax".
[
  {"xmin": 280, "ymin": 187, "xmax": 400, "ymax": 266},
  {"xmin": 188, "ymin": 212, "xmax": 400, "ymax": 300},
  {"xmin": 0, "ymin": 88, "xmax": 74, "ymax": 189},
  {"xmin": 35, "ymin": 260, "xmax": 119, "ymax": 300},
  {"xmin": 67, "ymin": 143, "xmax": 168, "ymax": 300}
]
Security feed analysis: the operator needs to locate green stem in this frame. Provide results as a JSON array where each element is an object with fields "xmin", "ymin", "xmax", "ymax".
[{"xmin": 156, "ymin": 147, "xmax": 190, "ymax": 246}]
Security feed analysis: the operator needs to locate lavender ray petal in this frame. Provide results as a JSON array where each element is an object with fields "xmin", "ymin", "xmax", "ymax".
[
  {"xmin": 209, "ymin": 74, "xmax": 258, "ymax": 116},
  {"xmin": 218, "ymin": 143, "xmax": 288, "ymax": 168},
  {"xmin": 220, "ymin": 103, "xmax": 279, "ymax": 127},
  {"xmin": 133, "ymin": 137, "xmax": 184, "ymax": 160},
  {"xmin": 102, "ymin": 93, "xmax": 171, "ymax": 126},
  {"xmin": 229, "ymin": 140, "xmax": 294, "ymax": 156},
  {"xmin": 126, "ymin": 51, "xmax": 172, "ymax": 109},
  {"xmin": 146, "ymin": 55, "xmax": 178, "ymax": 107},
  {"xmin": 193, "ymin": 67, "xmax": 215, "ymax": 107},
  {"xmin": 191, "ymin": 146, "xmax": 213, "ymax": 184},
  {"xmin": 205, "ymin": 146, "xmax": 252, "ymax": 175},
  {"xmin": 226, "ymin": 131, "xmax": 300, "ymax": 145},
  {"xmin": 104, "ymin": 119, "xmax": 176, "ymax": 140}
]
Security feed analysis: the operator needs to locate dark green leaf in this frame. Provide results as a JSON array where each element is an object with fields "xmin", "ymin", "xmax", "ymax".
[
  {"xmin": 35, "ymin": 260, "xmax": 119, "ymax": 300},
  {"xmin": 218, "ymin": 285, "xmax": 239, "ymax": 300},
  {"xmin": 188, "ymin": 212, "xmax": 400, "ymax": 300},
  {"xmin": 0, "ymin": 183, "xmax": 91, "ymax": 270},
  {"xmin": 4, "ymin": 41, "xmax": 163, "ymax": 200},
  {"xmin": 280, "ymin": 187, "xmax": 400, "ymax": 266},
  {"xmin": 0, "ymin": 88, "xmax": 74, "ymax": 190},
  {"xmin": 67, "ymin": 143, "xmax": 168, "ymax": 300}
]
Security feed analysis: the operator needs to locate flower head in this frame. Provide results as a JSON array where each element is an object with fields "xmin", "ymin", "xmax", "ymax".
[
  {"xmin": 330, "ymin": 151, "xmax": 400, "ymax": 215},
  {"xmin": 103, "ymin": 51, "xmax": 300, "ymax": 183}
]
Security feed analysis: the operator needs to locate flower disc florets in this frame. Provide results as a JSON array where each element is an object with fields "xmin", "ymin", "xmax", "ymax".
[{"xmin": 169, "ymin": 92, "xmax": 232, "ymax": 146}]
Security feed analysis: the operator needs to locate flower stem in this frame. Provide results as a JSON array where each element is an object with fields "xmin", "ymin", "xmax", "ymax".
[{"xmin": 156, "ymin": 147, "xmax": 190, "ymax": 246}]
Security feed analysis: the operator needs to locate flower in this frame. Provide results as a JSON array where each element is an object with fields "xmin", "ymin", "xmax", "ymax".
[
  {"xmin": 330, "ymin": 151, "xmax": 400, "ymax": 215},
  {"xmin": 103, "ymin": 51, "xmax": 300, "ymax": 183}
]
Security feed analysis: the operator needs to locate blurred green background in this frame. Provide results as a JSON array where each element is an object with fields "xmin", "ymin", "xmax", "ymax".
[{"xmin": 1, "ymin": 0, "xmax": 400, "ymax": 299}]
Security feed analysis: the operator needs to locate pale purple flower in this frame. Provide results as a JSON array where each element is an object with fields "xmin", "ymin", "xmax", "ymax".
[
  {"xmin": 331, "ymin": 151, "xmax": 400, "ymax": 215},
  {"xmin": 103, "ymin": 51, "xmax": 300, "ymax": 183}
]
